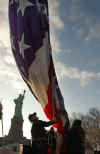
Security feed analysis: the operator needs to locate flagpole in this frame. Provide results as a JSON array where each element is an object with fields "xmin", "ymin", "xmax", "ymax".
[
  {"xmin": 1, "ymin": 118, "xmax": 4, "ymax": 137},
  {"xmin": 0, "ymin": 101, "xmax": 4, "ymax": 145},
  {"xmin": 50, "ymin": 67, "xmax": 55, "ymax": 121}
]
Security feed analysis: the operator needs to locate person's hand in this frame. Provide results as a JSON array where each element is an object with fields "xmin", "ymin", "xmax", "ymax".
[{"xmin": 53, "ymin": 120, "xmax": 58, "ymax": 123}]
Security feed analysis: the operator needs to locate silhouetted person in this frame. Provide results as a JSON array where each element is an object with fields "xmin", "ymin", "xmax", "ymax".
[
  {"xmin": 28, "ymin": 112, "xmax": 56, "ymax": 154},
  {"xmin": 48, "ymin": 127, "xmax": 56, "ymax": 154},
  {"xmin": 94, "ymin": 151, "xmax": 100, "ymax": 154},
  {"xmin": 23, "ymin": 145, "xmax": 32, "ymax": 154},
  {"xmin": 68, "ymin": 119, "xmax": 85, "ymax": 154}
]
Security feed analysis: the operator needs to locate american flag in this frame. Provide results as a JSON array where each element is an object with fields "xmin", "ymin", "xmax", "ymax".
[{"xmin": 9, "ymin": 0, "xmax": 69, "ymax": 153}]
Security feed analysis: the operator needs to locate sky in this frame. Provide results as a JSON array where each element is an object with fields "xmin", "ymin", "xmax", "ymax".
[{"xmin": 0, "ymin": 0, "xmax": 100, "ymax": 139}]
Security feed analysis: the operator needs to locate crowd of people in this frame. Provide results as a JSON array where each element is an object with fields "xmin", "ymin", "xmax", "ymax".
[
  {"xmin": 28, "ymin": 112, "xmax": 85, "ymax": 154},
  {"xmin": 0, "ymin": 102, "xmax": 86, "ymax": 154}
]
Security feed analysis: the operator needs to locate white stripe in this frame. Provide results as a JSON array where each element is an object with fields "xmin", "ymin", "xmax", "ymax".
[{"xmin": 28, "ymin": 33, "xmax": 50, "ymax": 108}]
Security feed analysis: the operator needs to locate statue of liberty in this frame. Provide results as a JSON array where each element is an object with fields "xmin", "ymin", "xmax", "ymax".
[{"xmin": 14, "ymin": 90, "xmax": 26, "ymax": 117}]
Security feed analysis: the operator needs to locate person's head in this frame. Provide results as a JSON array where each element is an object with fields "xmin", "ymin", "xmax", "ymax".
[
  {"xmin": 72, "ymin": 119, "xmax": 82, "ymax": 128},
  {"xmin": 28, "ymin": 112, "xmax": 38, "ymax": 123},
  {"xmin": 50, "ymin": 127, "xmax": 54, "ymax": 132}
]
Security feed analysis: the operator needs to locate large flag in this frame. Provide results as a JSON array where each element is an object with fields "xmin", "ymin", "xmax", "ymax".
[{"xmin": 8, "ymin": 0, "xmax": 69, "ymax": 153}]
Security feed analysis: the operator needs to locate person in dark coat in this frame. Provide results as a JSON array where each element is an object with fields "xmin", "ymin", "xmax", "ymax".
[
  {"xmin": 28, "ymin": 112, "xmax": 56, "ymax": 154},
  {"xmin": 68, "ymin": 119, "xmax": 85, "ymax": 154},
  {"xmin": 48, "ymin": 127, "xmax": 56, "ymax": 154}
]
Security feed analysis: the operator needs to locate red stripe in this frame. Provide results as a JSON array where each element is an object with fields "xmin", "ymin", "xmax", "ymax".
[{"xmin": 44, "ymin": 84, "xmax": 66, "ymax": 135}]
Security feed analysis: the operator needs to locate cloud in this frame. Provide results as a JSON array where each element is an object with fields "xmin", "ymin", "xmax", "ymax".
[
  {"xmin": 4, "ymin": 55, "xmax": 15, "ymax": 65},
  {"xmin": 0, "ymin": 41, "xmax": 27, "ymax": 90},
  {"xmin": 0, "ymin": 10, "xmax": 6, "ymax": 20},
  {"xmin": 69, "ymin": 0, "xmax": 100, "ymax": 41},
  {"xmin": 0, "ymin": 8, "xmax": 10, "ymax": 46},
  {"xmin": 70, "ymin": 0, "xmax": 84, "ymax": 21},
  {"xmin": 66, "ymin": 48, "xmax": 72, "ymax": 54},
  {"xmin": 0, "ymin": 0, "xmax": 8, "ymax": 26},
  {"xmin": 49, "ymin": 0, "xmax": 64, "ymax": 55},
  {"xmin": 86, "ymin": 20, "xmax": 100, "ymax": 40},
  {"xmin": 55, "ymin": 61, "xmax": 100, "ymax": 87},
  {"xmin": 0, "ymin": 0, "xmax": 8, "ymax": 9},
  {"xmin": 50, "ymin": 29, "xmax": 62, "ymax": 55},
  {"xmin": 49, "ymin": 0, "xmax": 64, "ymax": 30}
]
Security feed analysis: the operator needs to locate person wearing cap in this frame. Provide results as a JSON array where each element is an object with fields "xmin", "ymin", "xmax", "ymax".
[
  {"xmin": 28, "ymin": 112, "xmax": 57, "ymax": 154},
  {"xmin": 68, "ymin": 119, "xmax": 85, "ymax": 154}
]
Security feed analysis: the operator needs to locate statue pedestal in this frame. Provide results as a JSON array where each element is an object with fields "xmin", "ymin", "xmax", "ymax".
[
  {"xmin": 4, "ymin": 116, "xmax": 30, "ymax": 145},
  {"xmin": 6, "ymin": 116, "xmax": 24, "ymax": 144},
  {"xmin": 8, "ymin": 116, "xmax": 23, "ymax": 139}
]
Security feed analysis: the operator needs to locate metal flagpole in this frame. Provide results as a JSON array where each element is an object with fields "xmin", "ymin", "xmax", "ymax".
[
  {"xmin": 0, "ymin": 101, "xmax": 4, "ymax": 145},
  {"xmin": 1, "ymin": 118, "xmax": 4, "ymax": 137}
]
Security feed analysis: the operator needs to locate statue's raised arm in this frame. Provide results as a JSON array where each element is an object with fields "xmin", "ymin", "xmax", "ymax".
[{"xmin": 14, "ymin": 90, "xmax": 26, "ymax": 117}]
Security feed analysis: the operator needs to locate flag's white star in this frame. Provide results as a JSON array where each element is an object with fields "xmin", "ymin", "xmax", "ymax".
[
  {"xmin": 9, "ymin": 0, "xmax": 18, "ymax": 5},
  {"xmin": 19, "ymin": 34, "xmax": 31, "ymax": 58},
  {"xmin": 10, "ymin": 35, "xmax": 15, "ymax": 51},
  {"xmin": 17, "ymin": 0, "xmax": 34, "ymax": 16}
]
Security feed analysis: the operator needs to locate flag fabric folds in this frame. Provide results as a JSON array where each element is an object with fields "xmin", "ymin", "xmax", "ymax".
[{"xmin": 9, "ymin": 0, "xmax": 69, "ymax": 153}]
